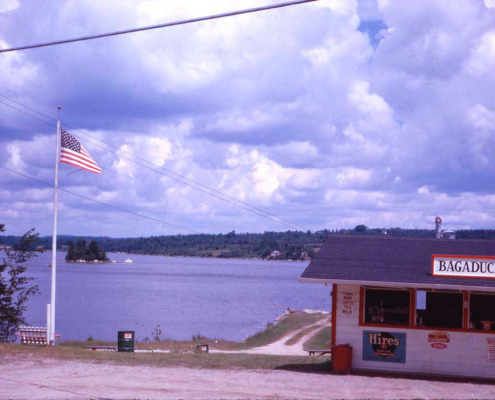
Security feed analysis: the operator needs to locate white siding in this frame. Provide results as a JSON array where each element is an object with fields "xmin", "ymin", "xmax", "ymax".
[{"xmin": 334, "ymin": 284, "xmax": 495, "ymax": 379}]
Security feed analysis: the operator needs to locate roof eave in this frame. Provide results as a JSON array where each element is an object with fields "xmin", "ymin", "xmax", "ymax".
[{"xmin": 298, "ymin": 277, "xmax": 495, "ymax": 292}]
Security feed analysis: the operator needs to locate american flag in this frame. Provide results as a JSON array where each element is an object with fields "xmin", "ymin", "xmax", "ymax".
[{"xmin": 60, "ymin": 130, "xmax": 102, "ymax": 174}]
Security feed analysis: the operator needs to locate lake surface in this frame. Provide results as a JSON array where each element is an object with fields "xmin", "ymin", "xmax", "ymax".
[{"xmin": 24, "ymin": 252, "xmax": 331, "ymax": 342}]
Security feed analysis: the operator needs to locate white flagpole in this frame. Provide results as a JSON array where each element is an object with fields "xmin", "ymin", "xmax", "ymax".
[{"xmin": 49, "ymin": 106, "xmax": 62, "ymax": 345}]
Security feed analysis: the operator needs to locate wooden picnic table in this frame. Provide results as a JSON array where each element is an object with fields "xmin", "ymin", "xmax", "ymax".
[
  {"xmin": 84, "ymin": 345, "xmax": 118, "ymax": 351},
  {"xmin": 306, "ymin": 349, "xmax": 332, "ymax": 356}
]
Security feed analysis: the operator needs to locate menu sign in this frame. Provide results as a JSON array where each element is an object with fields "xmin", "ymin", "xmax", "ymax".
[
  {"xmin": 341, "ymin": 291, "xmax": 355, "ymax": 316},
  {"xmin": 488, "ymin": 338, "xmax": 495, "ymax": 362},
  {"xmin": 432, "ymin": 255, "xmax": 495, "ymax": 279}
]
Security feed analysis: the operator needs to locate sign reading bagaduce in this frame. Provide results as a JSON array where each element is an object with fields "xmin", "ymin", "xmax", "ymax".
[
  {"xmin": 432, "ymin": 255, "xmax": 495, "ymax": 279},
  {"xmin": 362, "ymin": 331, "xmax": 406, "ymax": 363}
]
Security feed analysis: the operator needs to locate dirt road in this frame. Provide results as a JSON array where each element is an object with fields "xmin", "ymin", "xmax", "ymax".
[{"xmin": 1, "ymin": 358, "xmax": 494, "ymax": 399}]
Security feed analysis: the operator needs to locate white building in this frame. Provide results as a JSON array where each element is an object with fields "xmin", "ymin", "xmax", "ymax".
[{"xmin": 300, "ymin": 235, "xmax": 495, "ymax": 379}]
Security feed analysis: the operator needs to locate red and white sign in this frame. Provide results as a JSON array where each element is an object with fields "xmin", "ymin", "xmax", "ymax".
[
  {"xmin": 428, "ymin": 332, "xmax": 450, "ymax": 349},
  {"xmin": 488, "ymin": 338, "xmax": 495, "ymax": 362},
  {"xmin": 341, "ymin": 291, "xmax": 355, "ymax": 316},
  {"xmin": 432, "ymin": 255, "xmax": 495, "ymax": 279}
]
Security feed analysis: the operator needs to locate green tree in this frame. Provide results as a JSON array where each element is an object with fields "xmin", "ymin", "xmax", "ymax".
[
  {"xmin": 66, "ymin": 238, "xmax": 108, "ymax": 262},
  {"xmin": 0, "ymin": 224, "xmax": 40, "ymax": 342},
  {"xmin": 76, "ymin": 238, "xmax": 87, "ymax": 260},
  {"xmin": 87, "ymin": 240, "xmax": 100, "ymax": 260},
  {"xmin": 86, "ymin": 240, "xmax": 108, "ymax": 261},
  {"xmin": 354, "ymin": 224, "xmax": 368, "ymax": 233},
  {"xmin": 66, "ymin": 241, "xmax": 76, "ymax": 260}
]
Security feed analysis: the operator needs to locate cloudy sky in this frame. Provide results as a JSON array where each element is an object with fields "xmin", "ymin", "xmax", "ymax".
[{"xmin": 1, "ymin": 0, "xmax": 495, "ymax": 237}]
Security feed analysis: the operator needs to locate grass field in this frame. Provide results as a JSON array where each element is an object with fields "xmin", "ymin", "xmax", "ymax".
[
  {"xmin": 0, "ymin": 342, "xmax": 330, "ymax": 372},
  {"xmin": 1, "ymin": 311, "xmax": 331, "ymax": 372},
  {"xmin": 302, "ymin": 326, "xmax": 332, "ymax": 350}
]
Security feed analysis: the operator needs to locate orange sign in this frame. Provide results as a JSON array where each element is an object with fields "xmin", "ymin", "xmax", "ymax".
[{"xmin": 428, "ymin": 332, "xmax": 450, "ymax": 349}]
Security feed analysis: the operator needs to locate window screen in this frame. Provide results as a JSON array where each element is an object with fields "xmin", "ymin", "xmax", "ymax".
[
  {"xmin": 364, "ymin": 288, "xmax": 410, "ymax": 325},
  {"xmin": 416, "ymin": 291, "xmax": 463, "ymax": 329},
  {"xmin": 470, "ymin": 293, "xmax": 495, "ymax": 331}
]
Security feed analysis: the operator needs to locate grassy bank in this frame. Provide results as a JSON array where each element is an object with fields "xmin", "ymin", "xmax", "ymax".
[
  {"xmin": 1, "ymin": 311, "xmax": 332, "ymax": 371},
  {"xmin": 233, "ymin": 311, "xmax": 329, "ymax": 350},
  {"xmin": 0, "ymin": 343, "xmax": 329, "ymax": 372}
]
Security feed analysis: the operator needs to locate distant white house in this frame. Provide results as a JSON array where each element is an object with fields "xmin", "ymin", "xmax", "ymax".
[{"xmin": 270, "ymin": 250, "xmax": 281, "ymax": 258}]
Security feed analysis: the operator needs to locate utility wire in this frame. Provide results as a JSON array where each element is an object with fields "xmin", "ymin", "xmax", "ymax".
[
  {"xmin": 0, "ymin": 0, "xmax": 318, "ymax": 53},
  {"xmin": 0, "ymin": 98, "xmax": 54, "ymax": 128},
  {"xmin": 0, "ymin": 93, "xmax": 310, "ymax": 231},
  {"xmin": 65, "ymin": 126, "xmax": 309, "ymax": 231},
  {"xmin": 0, "ymin": 165, "xmax": 200, "ymax": 234},
  {"xmin": 0, "ymin": 94, "xmax": 54, "ymax": 125}
]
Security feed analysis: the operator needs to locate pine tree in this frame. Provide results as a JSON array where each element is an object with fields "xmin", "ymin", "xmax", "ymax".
[{"xmin": 0, "ymin": 225, "xmax": 40, "ymax": 342}]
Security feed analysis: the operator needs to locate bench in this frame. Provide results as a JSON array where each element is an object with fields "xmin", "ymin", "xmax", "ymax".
[
  {"xmin": 306, "ymin": 349, "xmax": 332, "ymax": 356},
  {"xmin": 194, "ymin": 344, "xmax": 209, "ymax": 353},
  {"xmin": 84, "ymin": 345, "xmax": 118, "ymax": 351},
  {"xmin": 16, "ymin": 326, "xmax": 60, "ymax": 345}
]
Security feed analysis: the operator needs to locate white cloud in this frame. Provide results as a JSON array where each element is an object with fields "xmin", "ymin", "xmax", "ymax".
[
  {"xmin": 464, "ymin": 31, "xmax": 495, "ymax": 76},
  {"xmin": 466, "ymin": 104, "xmax": 495, "ymax": 167},
  {"xmin": 348, "ymin": 80, "xmax": 391, "ymax": 116},
  {"xmin": 0, "ymin": 0, "xmax": 18, "ymax": 13},
  {"xmin": 206, "ymin": 107, "xmax": 283, "ymax": 134},
  {"xmin": 2, "ymin": 0, "xmax": 495, "ymax": 235},
  {"xmin": 336, "ymin": 168, "xmax": 372, "ymax": 185}
]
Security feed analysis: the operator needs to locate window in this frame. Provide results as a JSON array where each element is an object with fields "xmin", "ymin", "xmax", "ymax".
[
  {"xmin": 469, "ymin": 293, "xmax": 495, "ymax": 331},
  {"xmin": 416, "ymin": 291, "xmax": 463, "ymax": 329},
  {"xmin": 361, "ymin": 287, "xmax": 494, "ymax": 331},
  {"xmin": 364, "ymin": 288, "xmax": 410, "ymax": 325}
]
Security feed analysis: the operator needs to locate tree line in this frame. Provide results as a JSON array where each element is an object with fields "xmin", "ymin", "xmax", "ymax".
[
  {"xmin": 4, "ymin": 226, "xmax": 495, "ymax": 261},
  {"xmin": 2, "ymin": 223, "xmax": 495, "ymax": 342}
]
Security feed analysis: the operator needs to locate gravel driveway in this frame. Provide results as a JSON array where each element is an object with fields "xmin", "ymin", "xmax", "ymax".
[{"xmin": 1, "ymin": 359, "xmax": 494, "ymax": 399}]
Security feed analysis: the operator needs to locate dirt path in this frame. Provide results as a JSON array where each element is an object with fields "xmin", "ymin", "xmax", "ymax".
[
  {"xmin": 1, "ymin": 358, "xmax": 494, "ymax": 399},
  {"xmin": 210, "ymin": 314, "xmax": 331, "ymax": 356}
]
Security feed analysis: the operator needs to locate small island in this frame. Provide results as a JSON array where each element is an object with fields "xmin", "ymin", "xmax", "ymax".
[{"xmin": 65, "ymin": 239, "xmax": 109, "ymax": 262}]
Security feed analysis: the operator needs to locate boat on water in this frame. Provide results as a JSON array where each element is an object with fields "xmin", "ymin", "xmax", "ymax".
[{"xmin": 124, "ymin": 258, "xmax": 133, "ymax": 263}]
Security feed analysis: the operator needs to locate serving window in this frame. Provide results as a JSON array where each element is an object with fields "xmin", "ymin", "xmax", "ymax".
[
  {"xmin": 469, "ymin": 293, "xmax": 495, "ymax": 331},
  {"xmin": 360, "ymin": 286, "xmax": 495, "ymax": 332},
  {"xmin": 363, "ymin": 288, "xmax": 411, "ymax": 326},
  {"xmin": 415, "ymin": 290, "xmax": 463, "ymax": 329}
]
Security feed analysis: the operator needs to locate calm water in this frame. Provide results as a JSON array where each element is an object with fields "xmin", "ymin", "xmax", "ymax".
[{"xmin": 24, "ymin": 252, "xmax": 330, "ymax": 342}]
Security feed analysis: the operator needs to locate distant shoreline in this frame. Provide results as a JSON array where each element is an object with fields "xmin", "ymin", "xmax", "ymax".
[{"xmin": 50, "ymin": 250, "xmax": 309, "ymax": 263}]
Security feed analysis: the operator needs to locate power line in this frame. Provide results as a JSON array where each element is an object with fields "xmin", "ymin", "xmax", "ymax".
[
  {"xmin": 0, "ymin": 98, "xmax": 54, "ymax": 128},
  {"xmin": 0, "ymin": 0, "xmax": 318, "ymax": 53},
  {"xmin": 0, "ymin": 165, "xmax": 200, "ymax": 234},
  {"xmin": 60, "ymin": 126, "xmax": 310, "ymax": 231},
  {"xmin": 0, "ymin": 94, "xmax": 54, "ymax": 125},
  {"xmin": 0, "ymin": 93, "xmax": 310, "ymax": 231}
]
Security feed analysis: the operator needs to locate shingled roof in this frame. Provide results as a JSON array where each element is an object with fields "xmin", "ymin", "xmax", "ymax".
[{"xmin": 300, "ymin": 235, "xmax": 495, "ymax": 291}]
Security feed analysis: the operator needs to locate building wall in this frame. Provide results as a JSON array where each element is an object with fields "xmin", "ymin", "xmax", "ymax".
[{"xmin": 334, "ymin": 284, "xmax": 495, "ymax": 379}]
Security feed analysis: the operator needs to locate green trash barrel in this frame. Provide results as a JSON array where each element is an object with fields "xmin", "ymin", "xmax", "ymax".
[{"xmin": 117, "ymin": 331, "xmax": 135, "ymax": 352}]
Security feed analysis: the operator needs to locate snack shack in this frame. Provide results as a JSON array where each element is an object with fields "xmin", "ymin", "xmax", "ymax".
[{"xmin": 300, "ymin": 229, "xmax": 495, "ymax": 379}]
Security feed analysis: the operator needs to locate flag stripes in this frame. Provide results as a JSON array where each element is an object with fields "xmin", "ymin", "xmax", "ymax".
[{"xmin": 60, "ymin": 130, "xmax": 102, "ymax": 174}]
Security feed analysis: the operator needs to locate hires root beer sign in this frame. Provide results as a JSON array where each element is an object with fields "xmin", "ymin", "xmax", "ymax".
[
  {"xmin": 432, "ymin": 255, "xmax": 495, "ymax": 279},
  {"xmin": 362, "ymin": 331, "xmax": 406, "ymax": 363}
]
